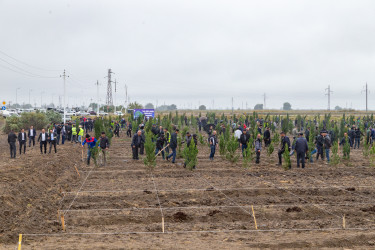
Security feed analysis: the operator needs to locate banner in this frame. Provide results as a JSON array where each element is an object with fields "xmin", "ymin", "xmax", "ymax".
[{"xmin": 133, "ymin": 109, "xmax": 155, "ymax": 119}]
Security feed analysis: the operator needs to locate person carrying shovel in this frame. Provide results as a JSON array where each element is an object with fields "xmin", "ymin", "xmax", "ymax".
[{"xmin": 82, "ymin": 134, "xmax": 98, "ymax": 166}]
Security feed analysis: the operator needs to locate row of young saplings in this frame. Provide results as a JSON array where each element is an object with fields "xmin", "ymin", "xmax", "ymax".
[{"xmin": 140, "ymin": 112, "xmax": 375, "ymax": 170}]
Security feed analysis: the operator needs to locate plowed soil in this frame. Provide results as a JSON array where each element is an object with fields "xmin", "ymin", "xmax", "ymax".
[{"xmin": 1, "ymin": 127, "xmax": 375, "ymax": 249}]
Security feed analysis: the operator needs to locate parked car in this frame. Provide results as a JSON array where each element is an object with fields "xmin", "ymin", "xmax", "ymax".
[
  {"xmin": 114, "ymin": 111, "xmax": 123, "ymax": 116},
  {"xmin": 89, "ymin": 111, "xmax": 97, "ymax": 115},
  {"xmin": 99, "ymin": 112, "xmax": 108, "ymax": 116}
]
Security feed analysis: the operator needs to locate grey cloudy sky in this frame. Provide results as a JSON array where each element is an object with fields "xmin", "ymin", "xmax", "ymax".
[{"xmin": 1, "ymin": 0, "xmax": 375, "ymax": 110}]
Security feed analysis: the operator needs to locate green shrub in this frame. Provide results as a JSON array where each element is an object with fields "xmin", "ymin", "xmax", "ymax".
[
  {"xmin": 143, "ymin": 132, "xmax": 156, "ymax": 169},
  {"xmin": 183, "ymin": 141, "xmax": 198, "ymax": 170},
  {"xmin": 283, "ymin": 147, "xmax": 291, "ymax": 170},
  {"xmin": 330, "ymin": 142, "xmax": 340, "ymax": 166},
  {"xmin": 219, "ymin": 134, "xmax": 227, "ymax": 157},
  {"xmin": 226, "ymin": 135, "xmax": 239, "ymax": 163}
]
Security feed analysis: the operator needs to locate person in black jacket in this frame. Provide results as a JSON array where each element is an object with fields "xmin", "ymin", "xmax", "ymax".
[
  {"xmin": 294, "ymin": 132, "xmax": 308, "ymax": 168},
  {"xmin": 127, "ymin": 122, "xmax": 132, "ymax": 137},
  {"xmin": 277, "ymin": 131, "xmax": 291, "ymax": 165},
  {"xmin": 48, "ymin": 129, "xmax": 58, "ymax": 153},
  {"xmin": 18, "ymin": 128, "xmax": 27, "ymax": 155},
  {"xmin": 155, "ymin": 132, "xmax": 167, "ymax": 159},
  {"xmin": 8, "ymin": 129, "xmax": 17, "ymax": 158},
  {"xmin": 340, "ymin": 133, "xmax": 351, "ymax": 158},
  {"xmin": 305, "ymin": 127, "xmax": 310, "ymax": 142},
  {"xmin": 131, "ymin": 130, "xmax": 144, "ymax": 160},
  {"xmin": 239, "ymin": 132, "xmax": 250, "ymax": 156},
  {"xmin": 315, "ymin": 131, "xmax": 325, "ymax": 161},
  {"xmin": 263, "ymin": 127, "xmax": 271, "ymax": 147},
  {"xmin": 354, "ymin": 128, "xmax": 363, "ymax": 149},
  {"xmin": 28, "ymin": 125, "xmax": 36, "ymax": 147},
  {"xmin": 38, "ymin": 128, "xmax": 48, "ymax": 154},
  {"xmin": 56, "ymin": 124, "xmax": 62, "ymax": 145},
  {"xmin": 166, "ymin": 129, "xmax": 179, "ymax": 163},
  {"xmin": 98, "ymin": 131, "xmax": 110, "ymax": 166},
  {"xmin": 209, "ymin": 130, "xmax": 218, "ymax": 160}
]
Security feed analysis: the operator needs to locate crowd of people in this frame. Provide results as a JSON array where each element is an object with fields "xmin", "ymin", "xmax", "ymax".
[{"xmin": 7, "ymin": 114, "xmax": 367, "ymax": 169}]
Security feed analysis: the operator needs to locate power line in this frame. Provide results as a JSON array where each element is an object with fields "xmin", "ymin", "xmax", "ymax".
[{"xmin": 0, "ymin": 49, "xmax": 62, "ymax": 72}]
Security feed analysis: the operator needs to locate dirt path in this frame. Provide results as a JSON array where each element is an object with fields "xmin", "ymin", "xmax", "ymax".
[{"xmin": 1, "ymin": 129, "xmax": 375, "ymax": 249}]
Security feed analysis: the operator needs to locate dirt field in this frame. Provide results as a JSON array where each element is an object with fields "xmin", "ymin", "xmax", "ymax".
[{"xmin": 1, "ymin": 125, "xmax": 375, "ymax": 249}]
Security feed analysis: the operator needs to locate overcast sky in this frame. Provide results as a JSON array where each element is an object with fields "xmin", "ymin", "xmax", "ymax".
[{"xmin": 1, "ymin": 0, "xmax": 375, "ymax": 110}]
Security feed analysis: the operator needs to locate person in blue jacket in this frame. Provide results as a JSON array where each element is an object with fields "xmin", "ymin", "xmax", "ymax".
[{"xmin": 82, "ymin": 134, "xmax": 98, "ymax": 165}]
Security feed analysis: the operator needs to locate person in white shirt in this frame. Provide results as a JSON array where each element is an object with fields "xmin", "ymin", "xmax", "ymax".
[
  {"xmin": 28, "ymin": 126, "xmax": 36, "ymax": 147},
  {"xmin": 18, "ymin": 129, "xmax": 27, "ymax": 154},
  {"xmin": 38, "ymin": 129, "xmax": 48, "ymax": 154},
  {"xmin": 48, "ymin": 129, "xmax": 58, "ymax": 153}
]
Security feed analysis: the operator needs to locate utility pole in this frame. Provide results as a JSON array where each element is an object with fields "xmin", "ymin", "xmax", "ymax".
[
  {"xmin": 361, "ymin": 82, "xmax": 369, "ymax": 112},
  {"xmin": 60, "ymin": 70, "xmax": 69, "ymax": 124},
  {"xmin": 29, "ymin": 89, "xmax": 32, "ymax": 107},
  {"xmin": 41, "ymin": 91, "xmax": 44, "ymax": 108},
  {"xmin": 114, "ymin": 79, "xmax": 117, "ymax": 113},
  {"xmin": 262, "ymin": 93, "xmax": 266, "ymax": 109},
  {"xmin": 16, "ymin": 87, "xmax": 20, "ymax": 106},
  {"xmin": 106, "ymin": 69, "xmax": 114, "ymax": 107},
  {"xmin": 231, "ymin": 97, "xmax": 234, "ymax": 114},
  {"xmin": 124, "ymin": 84, "xmax": 128, "ymax": 114},
  {"xmin": 325, "ymin": 85, "xmax": 333, "ymax": 111},
  {"xmin": 96, "ymin": 81, "xmax": 100, "ymax": 117}
]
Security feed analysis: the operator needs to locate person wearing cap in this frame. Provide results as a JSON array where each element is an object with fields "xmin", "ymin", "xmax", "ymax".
[
  {"xmin": 277, "ymin": 131, "xmax": 291, "ymax": 166},
  {"xmin": 263, "ymin": 127, "xmax": 271, "ymax": 147},
  {"xmin": 166, "ymin": 129, "xmax": 179, "ymax": 163},
  {"xmin": 82, "ymin": 134, "xmax": 98, "ymax": 165},
  {"xmin": 294, "ymin": 132, "xmax": 308, "ymax": 168},
  {"xmin": 98, "ymin": 131, "xmax": 110, "ymax": 166},
  {"xmin": 155, "ymin": 132, "xmax": 167, "ymax": 159}
]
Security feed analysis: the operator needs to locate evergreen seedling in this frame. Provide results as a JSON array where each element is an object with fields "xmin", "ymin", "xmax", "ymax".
[
  {"xmin": 242, "ymin": 143, "xmax": 254, "ymax": 168},
  {"xmin": 283, "ymin": 146, "xmax": 291, "ymax": 170},
  {"xmin": 343, "ymin": 139, "xmax": 350, "ymax": 160},
  {"xmin": 226, "ymin": 135, "xmax": 240, "ymax": 163},
  {"xmin": 143, "ymin": 132, "xmax": 156, "ymax": 169},
  {"xmin": 330, "ymin": 141, "xmax": 340, "ymax": 166},
  {"xmin": 183, "ymin": 140, "xmax": 198, "ymax": 170},
  {"xmin": 219, "ymin": 133, "xmax": 227, "ymax": 158}
]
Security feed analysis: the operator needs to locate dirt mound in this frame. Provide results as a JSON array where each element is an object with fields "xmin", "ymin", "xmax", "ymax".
[
  {"xmin": 208, "ymin": 210, "xmax": 221, "ymax": 216},
  {"xmin": 173, "ymin": 211, "xmax": 189, "ymax": 222},
  {"xmin": 286, "ymin": 207, "xmax": 302, "ymax": 213},
  {"xmin": 361, "ymin": 206, "xmax": 375, "ymax": 213}
]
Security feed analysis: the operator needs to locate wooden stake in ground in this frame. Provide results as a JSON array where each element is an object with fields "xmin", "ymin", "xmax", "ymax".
[
  {"xmin": 343, "ymin": 214, "xmax": 346, "ymax": 229},
  {"xmin": 17, "ymin": 234, "xmax": 22, "ymax": 250},
  {"xmin": 251, "ymin": 205, "xmax": 258, "ymax": 230},
  {"xmin": 61, "ymin": 214, "xmax": 66, "ymax": 231},
  {"xmin": 74, "ymin": 165, "xmax": 80, "ymax": 177},
  {"xmin": 162, "ymin": 217, "xmax": 165, "ymax": 233}
]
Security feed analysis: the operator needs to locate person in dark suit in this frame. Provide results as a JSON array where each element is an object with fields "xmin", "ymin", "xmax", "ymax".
[
  {"xmin": 131, "ymin": 130, "xmax": 145, "ymax": 160},
  {"xmin": 48, "ymin": 129, "xmax": 58, "ymax": 153},
  {"xmin": 8, "ymin": 129, "xmax": 17, "ymax": 158},
  {"xmin": 294, "ymin": 132, "xmax": 309, "ymax": 168},
  {"xmin": 166, "ymin": 129, "xmax": 179, "ymax": 163},
  {"xmin": 28, "ymin": 125, "xmax": 36, "ymax": 147},
  {"xmin": 18, "ymin": 128, "xmax": 27, "ymax": 154},
  {"xmin": 38, "ymin": 128, "xmax": 48, "ymax": 154}
]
